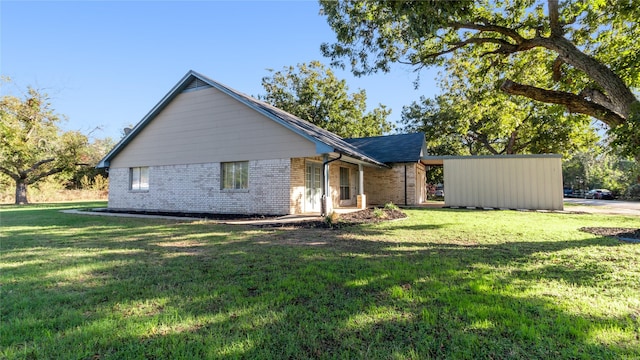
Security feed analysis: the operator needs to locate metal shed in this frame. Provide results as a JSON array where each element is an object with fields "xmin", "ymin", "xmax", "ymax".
[{"xmin": 424, "ymin": 154, "xmax": 563, "ymax": 211}]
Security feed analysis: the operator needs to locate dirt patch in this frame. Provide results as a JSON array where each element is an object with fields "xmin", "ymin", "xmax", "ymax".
[
  {"xmin": 338, "ymin": 208, "xmax": 407, "ymax": 224},
  {"xmin": 579, "ymin": 227, "xmax": 640, "ymax": 242}
]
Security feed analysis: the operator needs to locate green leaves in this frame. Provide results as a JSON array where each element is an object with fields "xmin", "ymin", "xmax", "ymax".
[
  {"xmin": 260, "ymin": 61, "xmax": 393, "ymax": 138},
  {"xmin": 0, "ymin": 86, "xmax": 89, "ymax": 203},
  {"xmin": 320, "ymin": 0, "xmax": 640, "ymax": 158}
]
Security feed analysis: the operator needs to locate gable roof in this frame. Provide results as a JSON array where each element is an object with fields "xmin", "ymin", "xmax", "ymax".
[
  {"xmin": 97, "ymin": 70, "xmax": 388, "ymax": 168},
  {"xmin": 344, "ymin": 132, "xmax": 428, "ymax": 163}
]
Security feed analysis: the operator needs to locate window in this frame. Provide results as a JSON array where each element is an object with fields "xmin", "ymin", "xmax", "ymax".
[
  {"xmin": 340, "ymin": 167, "xmax": 350, "ymax": 200},
  {"xmin": 130, "ymin": 167, "xmax": 149, "ymax": 191},
  {"xmin": 222, "ymin": 161, "xmax": 248, "ymax": 190}
]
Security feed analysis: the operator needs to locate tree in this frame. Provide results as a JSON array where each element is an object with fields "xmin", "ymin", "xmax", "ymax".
[
  {"xmin": 68, "ymin": 136, "xmax": 115, "ymax": 190},
  {"xmin": 320, "ymin": 0, "xmax": 640, "ymax": 157},
  {"xmin": 563, "ymin": 148, "xmax": 639, "ymax": 196},
  {"xmin": 401, "ymin": 46, "xmax": 598, "ymax": 156},
  {"xmin": 260, "ymin": 61, "xmax": 393, "ymax": 138},
  {"xmin": 0, "ymin": 87, "xmax": 88, "ymax": 204}
]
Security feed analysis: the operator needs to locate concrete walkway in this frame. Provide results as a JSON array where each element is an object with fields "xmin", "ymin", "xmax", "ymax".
[{"xmin": 563, "ymin": 198, "xmax": 640, "ymax": 216}]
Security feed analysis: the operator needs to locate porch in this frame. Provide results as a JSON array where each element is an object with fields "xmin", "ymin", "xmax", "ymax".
[{"xmin": 290, "ymin": 157, "xmax": 427, "ymax": 215}]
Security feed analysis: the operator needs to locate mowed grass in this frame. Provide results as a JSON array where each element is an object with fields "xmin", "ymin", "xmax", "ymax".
[{"xmin": 1, "ymin": 202, "xmax": 639, "ymax": 359}]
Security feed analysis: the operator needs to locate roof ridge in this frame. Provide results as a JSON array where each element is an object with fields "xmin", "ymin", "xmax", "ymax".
[{"xmin": 98, "ymin": 70, "xmax": 389, "ymax": 168}]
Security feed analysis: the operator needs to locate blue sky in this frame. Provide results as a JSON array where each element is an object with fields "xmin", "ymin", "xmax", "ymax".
[{"xmin": 1, "ymin": 1, "xmax": 440, "ymax": 141}]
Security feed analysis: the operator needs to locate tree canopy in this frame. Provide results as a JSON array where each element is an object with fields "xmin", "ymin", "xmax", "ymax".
[
  {"xmin": 260, "ymin": 61, "xmax": 393, "ymax": 138},
  {"xmin": 0, "ymin": 86, "xmax": 88, "ymax": 204},
  {"xmin": 320, "ymin": 0, "xmax": 640, "ymax": 157},
  {"xmin": 401, "ymin": 44, "xmax": 598, "ymax": 156}
]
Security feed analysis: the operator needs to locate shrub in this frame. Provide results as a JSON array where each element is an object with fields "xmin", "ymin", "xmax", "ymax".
[
  {"xmin": 622, "ymin": 184, "xmax": 640, "ymax": 201},
  {"xmin": 92, "ymin": 174, "xmax": 109, "ymax": 191},
  {"xmin": 325, "ymin": 211, "xmax": 340, "ymax": 227},
  {"xmin": 80, "ymin": 175, "xmax": 92, "ymax": 189},
  {"xmin": 373, "ymin": 207, "xmax": 386, "ymax": 218},
  {"xmin": 384, "ymin": 202, "xmax": 399, "ymax": 210}
]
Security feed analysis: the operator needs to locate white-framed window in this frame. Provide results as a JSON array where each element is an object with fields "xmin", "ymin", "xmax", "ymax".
[
  {"xmin": 130, "ymin": 167, "xmax": 149, "ymax": 191},
  {"xmin": 340, "ymin": 167, "xmax": 350, "ymax": 200},
  {"xmin": 221, "ymin": 161, "xmax": 248, "ymax": 190}
]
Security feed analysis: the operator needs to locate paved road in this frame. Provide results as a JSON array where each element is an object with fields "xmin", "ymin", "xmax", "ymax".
[{"xmin": 564, "ymin": 198, "xmax": 640, "ymax": 216}]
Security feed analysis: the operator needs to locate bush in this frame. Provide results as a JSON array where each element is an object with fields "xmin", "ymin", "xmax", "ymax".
[
  {"xmin": 372, "ymin": 207, "xmax": 386, "ymax": 218},
  {"xmin": 622, "ymin": 184, "xmax": 640, "ymax": 201},
  {"xmin": 324, "ymin": 211, "xmax": 340, "ymax": 227},
  {"xmin": 384, "ymin": 202, "xmax": 399, "ymax": 210},
  {"xmin": 92, "ymin": 174, "xmax": 109, "ymax": 191}
]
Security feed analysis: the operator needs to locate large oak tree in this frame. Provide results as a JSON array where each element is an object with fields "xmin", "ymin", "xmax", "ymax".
[
  {"xmin": 320, "ymin": 0, "xmax": 640, "ymax": 157},
  {"xmin": 402, "ymin": 45, "xmax": 598, "ymax": 156},
  {"xmin": 260, "ymin": 61, "xmax": 393, "ymax": 138},
  {"xmin": 0, "ymin": 87, "xmax": 88, "ymax": 204}
]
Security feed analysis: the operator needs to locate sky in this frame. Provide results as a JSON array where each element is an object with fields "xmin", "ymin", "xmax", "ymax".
[{"xmin": 1, "ymin": 0, "xmax": 441, "ymax": 141}]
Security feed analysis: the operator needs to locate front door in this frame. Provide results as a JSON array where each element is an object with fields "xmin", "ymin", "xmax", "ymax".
[{"xmin": 305, "ymin": 162, "xmax": 322, "ymax": 213}]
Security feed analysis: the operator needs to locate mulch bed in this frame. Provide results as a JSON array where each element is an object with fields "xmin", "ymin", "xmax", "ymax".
[
  {"xmin": 262, "ymin": 208, "xmax": 408, "ymax": 229},
  {"xmin": 89, "ymin": 208, "xmax": 281, "ymax": 220},
  {"xmin": 90, "ymin": 207, "xmax": 407, "ymax": 229},
  {"xmin": 579, "ymin": 227, "xmax": 640, "ymax": 242}
]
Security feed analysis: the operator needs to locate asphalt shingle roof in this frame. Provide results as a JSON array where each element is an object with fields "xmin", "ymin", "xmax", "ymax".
[
  {"xmin": 98, "ymin": 71, "xmax": 425, "ymax": 168},
  {"xmin": 344, "ymin": 132, "xmax": 426, "ymax": 163}
]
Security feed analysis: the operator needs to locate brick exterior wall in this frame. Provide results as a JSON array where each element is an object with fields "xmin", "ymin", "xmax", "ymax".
[
  {"xmin": 290, "ymin": 158, "xmax": 305, "ymax": 214},
  {"xmin": 328, "ymin": 161, "xmax": 359, "ymax": 207},
  {"xmin": 363, "ymin": 162, "xmax": 425, "ymax": 206},
  {"xmin": 108, "ymin": 159, "xmax": 291, "ymax": 215}
]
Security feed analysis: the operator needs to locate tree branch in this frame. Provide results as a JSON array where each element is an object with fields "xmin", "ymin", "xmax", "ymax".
[
  {"xmin": 19, "ymin": 158, "xmax": 55, "ymax": 178},
  {"xmin": 501, "ymin": 80, "xmax": 625, "ymax": 127},
  {"xmin": 469, "ymin": 132, "xmax": 499, "ymax": 155},
  {"xmin": 420, "ymin": 37, "xmax": 515, "ymax": 61},
  {"xmin": 548, "ymin": 0, "xmax": 562, "ymax": 37},
  {"xmin": 27, "ymin": 166, "xmax": 66, "ymax": 185},
  {"xmin": 446, "ymin": 18, "xmax": 637, "ymax": 119},
  {"xmin": 450, "ymin": 21, "xmax": 525, "ymax": 43},
  {"xmin": 0, "ymin": 166, "xmax": 19, "ymax": 181}
]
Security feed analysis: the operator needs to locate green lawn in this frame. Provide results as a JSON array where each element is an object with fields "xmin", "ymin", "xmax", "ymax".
[{"xmin": 1, "ymin": 202, "xmax": 639, "ymax": 359}]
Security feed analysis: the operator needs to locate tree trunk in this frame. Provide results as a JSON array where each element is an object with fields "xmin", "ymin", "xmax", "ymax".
[{"xmin": 15, "ymin": 179, "xmax": 28, "ymax": 205}]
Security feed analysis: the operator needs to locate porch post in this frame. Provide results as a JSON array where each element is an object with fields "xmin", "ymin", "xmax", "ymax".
[
  {"xmin": 322, "ymin": 154, "xmax": 330, "ymax": 216},
  {"xmin": 357, "ymin": 164, "xmax": 366, "ymax": 209}
]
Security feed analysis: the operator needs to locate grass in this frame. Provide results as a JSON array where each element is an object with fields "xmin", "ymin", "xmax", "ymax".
[{"xmin": 1, "ymin": 202, "xmax": 639, "ymax": 359}]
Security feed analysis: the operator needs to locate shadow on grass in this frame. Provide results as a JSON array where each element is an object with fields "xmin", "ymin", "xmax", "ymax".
[{"xmin": 1, "ymin": 205, "xmax": 638, "ymax": 359}]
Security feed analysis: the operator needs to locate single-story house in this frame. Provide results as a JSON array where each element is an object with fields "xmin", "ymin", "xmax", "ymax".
[{"xmin": 97, "ymin": 70, "xmax": 428, "ymax": 215}]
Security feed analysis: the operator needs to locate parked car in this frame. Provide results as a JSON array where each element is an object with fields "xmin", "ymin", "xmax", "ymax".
[
  {"xmin": 563, "ymin": 188, "xmax": 573, "ymax": 197},
  {"xmin": 584, "ymin": 189, "xmax": 614, "ymax": 200}
]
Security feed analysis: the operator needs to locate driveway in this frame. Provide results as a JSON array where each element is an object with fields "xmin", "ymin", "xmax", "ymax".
[{"xmin": 564, "ymin": 198, "xmax": 640, "ymax": 216}]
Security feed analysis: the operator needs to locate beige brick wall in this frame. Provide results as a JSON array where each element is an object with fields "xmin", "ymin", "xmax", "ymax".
[
  {"xmin": 290, "ymin": 158, "xmax": 305, "ymax": 214},
  {"xmin": 108, "ymin": 159, "xmax": 291, "ymax": 215},
  {"xmin": 328, "ymin": 161, "xmax": 359, "ymax": 207},
  {"xmin": 363, "ymin": 162, "xmax": 425, "ymax": 206}
]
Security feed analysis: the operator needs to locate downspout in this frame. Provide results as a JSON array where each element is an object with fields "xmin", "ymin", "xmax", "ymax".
[
  {"xmin": 321, "ymin": 153, "xmax": 342, "ymax": 216},
  {"xmin": 404, "ymin": 164, "xmax": 407, "ymax": 206}
]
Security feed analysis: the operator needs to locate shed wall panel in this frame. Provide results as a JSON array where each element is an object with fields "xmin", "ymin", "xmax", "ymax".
[
  {"xmin": 110, "ymin": 87, "xmax": 317, "ymax": 168},
  {"xmin": 443, "ymin": 156, "xmax": 563, "ymax": 210}
]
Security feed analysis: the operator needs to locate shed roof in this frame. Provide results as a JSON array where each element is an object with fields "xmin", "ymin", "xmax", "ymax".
[
  {"xmin": 98, "ymin": 70, "xmax": 389, "ymax": 168},
  {"xmin": 345, "ymin": 132, "xmax": 427, "ymax": 164}
]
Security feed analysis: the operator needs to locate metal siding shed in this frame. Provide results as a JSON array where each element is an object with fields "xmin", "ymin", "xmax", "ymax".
[{"xmin": 438, "ymin": 154, "xmax": 563, "ymax": 211}]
